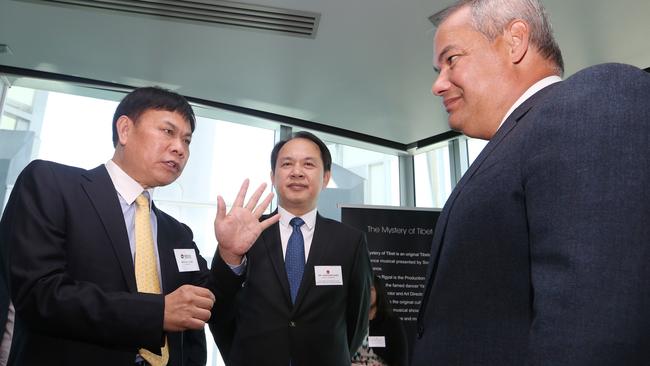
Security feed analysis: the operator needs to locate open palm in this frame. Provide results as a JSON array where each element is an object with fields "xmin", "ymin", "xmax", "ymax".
[{"xmin": 214, "ymin": 179, "xmax": 279, "ymax": 264}]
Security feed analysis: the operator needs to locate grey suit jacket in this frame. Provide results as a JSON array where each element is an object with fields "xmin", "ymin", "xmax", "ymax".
[{"xmin": 412, "ymin": 63, "xmax": 650, "ymax": 366}]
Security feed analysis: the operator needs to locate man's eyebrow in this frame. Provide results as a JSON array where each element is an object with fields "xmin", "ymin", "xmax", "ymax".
[{"xmin": 163, "ymin": 120, "xmax": 192, "ymax": 138}]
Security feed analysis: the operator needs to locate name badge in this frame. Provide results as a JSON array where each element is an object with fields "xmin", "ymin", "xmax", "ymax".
[
  {"xmin": 368, "ymin": 336, "xmax": 386, "ymax": 348},
  {"xmin": 314, "ymin": 265, "xmax": 343, "ymax": 286},
  {"xmin": 174, "ymin": 249, "xmax": 200, "ymax": 272}
]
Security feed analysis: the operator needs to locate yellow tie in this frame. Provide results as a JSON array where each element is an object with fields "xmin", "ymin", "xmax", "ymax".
[{"xmin": 134, "ymin": 193, "xmax": 169, "ymax": 366}]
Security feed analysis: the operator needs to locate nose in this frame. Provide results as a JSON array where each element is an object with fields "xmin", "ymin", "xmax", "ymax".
[
  {"xmin": 171, "ymin": 138, "xmax": 188, "ymax": 159},
  {"xmin": 432, "ymin": 71, "xmax": 450, "ymax": 96},
  {"xmin": 290, "ymin": 164, "xmax": 304, "ymax": 177}
]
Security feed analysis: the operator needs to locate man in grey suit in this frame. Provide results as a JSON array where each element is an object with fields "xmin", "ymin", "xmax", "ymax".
[{"xmin": 412, "ymin": 0, "xmax": 650, "ymax": 365}]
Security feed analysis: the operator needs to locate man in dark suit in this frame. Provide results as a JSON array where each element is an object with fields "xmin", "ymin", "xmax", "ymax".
[
  {"xmin": 210, "ymin": 131, "xmax": 372, "ymax": 366},
  {"xmin": 0, "ymin": 268, "xmax": 21, "ymax": 366},
  {"xmin": 0, "ymin": 87, "xmax": 277, "ymax": 365},
  {"xmin": 412, "ymin": 1, "xmax": 650, "ymax": 365}
]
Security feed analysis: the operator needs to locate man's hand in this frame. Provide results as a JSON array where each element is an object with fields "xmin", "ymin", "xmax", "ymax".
[
  {"xmin": 163, "ymin": 285, "xmax": 215, "ymax": 331},
  {"xmin": 214, "ymin": 179, "xmax": 280, "ymax": 265}
]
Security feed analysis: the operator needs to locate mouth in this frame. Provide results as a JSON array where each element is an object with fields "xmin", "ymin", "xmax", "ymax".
[
  {"xmin": 287, "ymin": 183, "xmax": 308, "ymax": 190},
  {"xmin": 163, "ymin": 160, "xmax": 180, "ymax": 172},
  {"xmin": 443, "ymin": 96, "xmax": 461, "ymax": 112}
]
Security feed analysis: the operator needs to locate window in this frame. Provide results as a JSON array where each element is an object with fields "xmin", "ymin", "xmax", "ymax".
[
  {"xmin": 0, "ymin": 86, "xmax": 44, "ymax": 131},
  {"xmin": 304, "ymin": 138, "xmax": 401, "ymax": 220},
  {"xmin": 466, "ymin": 137, "xmax": 488, "ymax": 165},
  {"xmin": 414, "ymin": 142, "xmax": 452, "ymax": 208}
]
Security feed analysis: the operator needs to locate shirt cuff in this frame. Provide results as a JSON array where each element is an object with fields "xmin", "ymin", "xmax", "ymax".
[{"xmin": 227, "ymin": 255, "xmax": 247, "ymax": 276}]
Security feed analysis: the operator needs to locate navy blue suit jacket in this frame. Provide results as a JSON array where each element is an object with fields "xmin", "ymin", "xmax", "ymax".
[
  {"xmin": 0, "ymin": 160, "xmax": 211, "ymax": 366},
  {"xmin": 412, "ymin": 63, "xmax": 650, "ymax": 365}
]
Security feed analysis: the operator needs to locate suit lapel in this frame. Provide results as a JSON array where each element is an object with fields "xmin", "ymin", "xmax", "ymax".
[
  {"xmin": 81, "ymin": 165, "xmax": 137, "ymax": 292},
  {"xmin": 292, "ymin": 214, "xmax": 328, "ymax": 311},
  {"xmin": 419, "ymin": 84, "xmax": 559, "ymax": 319},
  {"xmin": 263, "ymin": 220, "xmax": 293, "ymax": 305}
]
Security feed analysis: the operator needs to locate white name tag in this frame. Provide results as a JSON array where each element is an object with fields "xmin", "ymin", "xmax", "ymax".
[
  {"xmin": 174, "ymin": 249, "xmax": 200, "ymax": 272},
  {"xmin": 314, "ymin": 265, "xmax": 343, "ymax": 286},
  {"xmin": 368, "ymin": 336, "xmax": 386, "ymax": 348}
]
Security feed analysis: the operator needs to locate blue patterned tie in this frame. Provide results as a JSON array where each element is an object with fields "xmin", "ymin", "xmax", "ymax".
[{"xmin": 285, "ymin": 217, "xmax": 305, "ymax": 303}]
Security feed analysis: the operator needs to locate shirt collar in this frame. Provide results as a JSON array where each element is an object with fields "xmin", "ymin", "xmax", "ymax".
[
  {"xmin": 278, "ymin": 206, "xmax": 317, "ymax": 230},
  {"xmin": 105, "ymin": 159, "xmax": 154, "ymax": 206},
  {"xmin": 497, "ymin": 75, "xmax": 562, "ymax": 130}
]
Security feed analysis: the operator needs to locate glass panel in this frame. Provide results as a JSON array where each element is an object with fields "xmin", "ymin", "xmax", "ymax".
[
  {"xmin": 414, "ymin": 143, "xmax": 452, "ymax": 208},
  {"xmin": 6, "ymin": 86, "xmax": 35, "ymax": 112},
  {"xmin": 0, "ymin": 115, "xmax": 17, "ymax": 130},
  {"xmin": 36, "ymin": 92, "xmax": 117, "ymax": 167},
  {"xmin": 308, "ymin": 140, "xmax": 401, "ymax": 221},
  {"xmin": 467, "ymin": 137, "xmax": 489, "ymax": 165},
  {"xmin": 327, "ymin": 142, "xmax": 400, "ymax": 206}
]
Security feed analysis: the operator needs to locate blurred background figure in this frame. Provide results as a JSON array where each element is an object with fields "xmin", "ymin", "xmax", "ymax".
[{"xmin": 352, "ymin": 275, "xmax": 408, "ymax": 366}]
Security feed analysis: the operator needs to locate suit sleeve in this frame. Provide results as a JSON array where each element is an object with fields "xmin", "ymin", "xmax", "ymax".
[
  {"xmin": 346, "ymin": 232, "xmax": 372, "ymax": 354},
  {"xmin": 522, "ymin": 65, "xmax": 650, "ymax": 364},
  {"xmin": 207, "ymin": 248, "xmax": 246, "ymax": 362},
  {"xmin": 182, "ymin": 328, "xmax": 207, "ymax": 366},
  {"xmin": 4, "ymin": 161, "xmax": 164, "ymax": 350}
]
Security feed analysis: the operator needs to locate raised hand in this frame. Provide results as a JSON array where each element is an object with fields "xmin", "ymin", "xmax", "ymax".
[{"xmin": 214, "ymin": 179, "xmax": 280, "ymax": 265}]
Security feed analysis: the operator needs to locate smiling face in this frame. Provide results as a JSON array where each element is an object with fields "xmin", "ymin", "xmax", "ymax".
[
  {"xmin": 271, "ymin": 138, "xmax": 331, "ymax": 216},
  {"xmin": 432, "ymin": 6, "xmax": 515, "ymax": 139},
  {"xmin": 113, "ymin": 109, "xmax": 191, "ymax": 188}
]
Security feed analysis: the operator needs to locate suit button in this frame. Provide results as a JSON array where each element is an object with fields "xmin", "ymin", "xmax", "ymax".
[{"xmin": 289, "ymin": 321, "xmax": 296, "ymax": 327}]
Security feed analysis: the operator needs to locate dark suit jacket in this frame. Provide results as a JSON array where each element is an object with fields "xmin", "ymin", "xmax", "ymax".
[
  {"xmin": 210, "ymin": 213, "xmax": 372, "ymax": 366},
  {"xmin": 412, "ymin": 63, "xmax": 650, "ymax": 366},
  {"xmin": 0, "ymin": 160, "xmax": 211, "ymax": 366},
  {"xmin": 1, "ymin": 265, "xmax": 23, "ymax": 366}
]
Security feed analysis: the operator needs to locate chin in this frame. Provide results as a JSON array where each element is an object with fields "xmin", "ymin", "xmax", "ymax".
[{"xmin": 154, "ymin": 176, "xmax": 180, "ymax": 188}]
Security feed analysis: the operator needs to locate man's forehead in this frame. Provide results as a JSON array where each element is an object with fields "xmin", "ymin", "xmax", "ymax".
[
  {"xmin": 277, "ymin": 140, "xmax": 322, "ymax": 161},
  {"xmin": 278, "ymin": 151, "xmax": 319, "ymax": 159}
]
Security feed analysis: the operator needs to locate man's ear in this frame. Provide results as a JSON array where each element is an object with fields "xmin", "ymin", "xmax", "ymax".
[
  {"xmin": 115, "ymin": 115, "xmax": 131, "ymax": 146},
  {"xmin": 322, "ymin": 170, "xmax": 331, "ymax": 189},
  {"xmin": 506, "ymin": 19, "xmax": 530, "ymax": 64}
]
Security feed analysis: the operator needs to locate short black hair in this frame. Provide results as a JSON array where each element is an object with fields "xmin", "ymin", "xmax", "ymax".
[
  {"xmin": 270, "ymin": 131, "xmax": 332, "ymax": 173},
  {"xmin": 112, "ymin": 86, "xmax": 196, "ymax": 147}
]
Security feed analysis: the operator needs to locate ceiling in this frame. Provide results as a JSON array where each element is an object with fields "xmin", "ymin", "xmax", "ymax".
[{"xmin": 1, "ymin": 0, "xmax": 649, "ymax": 148}]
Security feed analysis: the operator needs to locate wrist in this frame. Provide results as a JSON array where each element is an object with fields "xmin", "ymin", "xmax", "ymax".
[{"xmin": 219, "ymin": 247, "xmax": 243, "ymax": 266}]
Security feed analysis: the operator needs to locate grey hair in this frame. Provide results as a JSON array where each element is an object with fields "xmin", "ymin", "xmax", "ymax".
[{"xmin": 430, "ymin": 0, "xmax": 564, "ymax": 75}]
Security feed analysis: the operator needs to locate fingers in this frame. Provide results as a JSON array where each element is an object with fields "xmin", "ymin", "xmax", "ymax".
[
  {"xmin": 163, "ymin": 285, "xmax": 216, "ymax": 332},
  {"xmin": 253, "ymin": 192, "xmax": 275, "ymax": 218},
  {"xmin": 216, "ymin": 195, "xmax": 226, "ymax": 221},
  {"xmin": 190, "ymin": 285, "xmax": 216, "ymax": 303},
  {"xmin": 259, "ymin": 212, "xmax": 281, "ymax": 231},
  {"xmin": 245, "ymin": 182, "xmax": 267, "ymax": 211},
  {"xmin": 232, "ymin": 179, "xmax": 250, "ymax": 208},
  {"xmin": 184, "ymin": 317, "xmax": 209, "ymax": 330}
]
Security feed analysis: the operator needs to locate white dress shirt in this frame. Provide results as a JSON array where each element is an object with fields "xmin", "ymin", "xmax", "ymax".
[
  {"xmin": 105, "ymin": 159, "xmax": 162, "ymax": 285},
  {"xmin": 278, "ymin": 206, "xmax": 318, "ymax": 261},
  {"xmin": 497, "ymin": 75, "xmax": 562, "ymax": 131}
]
